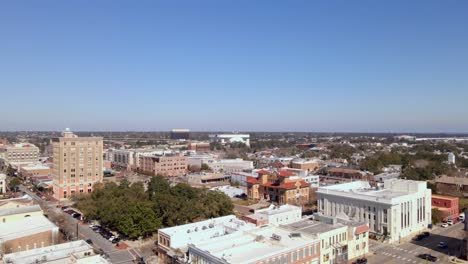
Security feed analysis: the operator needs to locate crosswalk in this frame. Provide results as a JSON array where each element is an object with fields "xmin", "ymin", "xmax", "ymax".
[{"xmin": 377, "ymin": 246, "xmax": 439, "ymax": 264}]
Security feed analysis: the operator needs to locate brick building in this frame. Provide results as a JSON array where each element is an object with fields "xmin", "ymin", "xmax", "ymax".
[
  {"xmin": 247, "ymin": 170, "xmax": 310, "ymax": 205},
  {"xmin": 139, "ymin": 154, "xmax": 187, "ymax": 177},
  {"xmin": 290, "ymin": 159, "xmax": 321, "ymax": 172},
  {"xmin": 187, "ymin": 142, "xmax": 210, "ymax": 153},
  {"xmin": 435, "ymin": 175, "xmax": 468, "ymax": 198},
  {"xmin": 432, "ymin": 194, "xmax": 459, "ymax": 223}
]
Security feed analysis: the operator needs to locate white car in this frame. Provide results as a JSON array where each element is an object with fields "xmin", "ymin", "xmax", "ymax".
[
  {"xmin": 447, "ymin": 220, "xmax": 454, "ymax": 225},
  {"xmin": 441, "ymin": 223, "xmax": 449, "ymax": 228}
]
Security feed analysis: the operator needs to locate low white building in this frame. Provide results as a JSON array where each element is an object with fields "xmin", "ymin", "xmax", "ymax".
[
  {"xmin": 317, "ymin": 179, "xmax": 431, "ymax": 243},
  {"xmin": 209, "ymin": 185, "xmax": 244, "ymax": 198},
  {"xmin": 209, "ymin": 134, "xmax": 250, "ymax": 147},
  {"xmin": 302, "ymin": 175, "xmax": 320, "ymax": 188},
  {"xmin": 157, "ymin": 215, "xmax": 255, "ymax": 262},
  {"xmin": 243, "ymin": 204, "xmax": 302, "ymax": 226},
  {"xmin": 0, "ymin": 173, "xmax": 6, "ymax": 194},
  {"xmin": 1, "ymin": 240, "xmax": 109, "ymax": 264}
]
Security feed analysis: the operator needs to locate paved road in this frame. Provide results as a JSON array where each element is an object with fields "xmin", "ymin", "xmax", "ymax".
[
  {"xmin": 368, "ymin": 222, "xmax": 465, "ymax": 264},
  {"xmin": 19, "ymin": 185, "xmax": 138, "ymax": 264}
]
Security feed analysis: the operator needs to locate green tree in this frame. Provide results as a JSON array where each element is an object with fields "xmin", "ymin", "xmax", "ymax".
[{"xmin": 8, "ymin": 177, "xmax": 21, "ymax": 192}]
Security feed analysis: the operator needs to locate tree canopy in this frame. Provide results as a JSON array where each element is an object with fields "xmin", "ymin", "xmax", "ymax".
[{"xmin": 75, "ymin": 176, "xmax": 233, "ymax": 239}]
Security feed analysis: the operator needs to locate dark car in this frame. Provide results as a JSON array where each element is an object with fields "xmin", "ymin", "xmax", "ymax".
[
  {"xmin": 111, "ymin": 237, "xmax": 120, "ymax": 244},
  {"xmin": 412, "ymin": 235, "xmax": 423, "ymax": 241},
  {"xmin": 353, "ymin": 258, "xmax": 367, "ymax": 264},
  {"xmin": 418, "ymin": 254, "xmax": 437, "ymax": 262},
  {"xmin": 421, "ymin": 231, "xmax": 430, "ymax": 237},
  {"xmin": 85, "ymin": 239, "xmax": 93, "ymax": 245}
]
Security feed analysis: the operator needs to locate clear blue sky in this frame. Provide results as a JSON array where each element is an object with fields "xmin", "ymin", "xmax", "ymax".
[{"xmin": 1, "ymin": 1, "xmax": 467, "ymax": 132}]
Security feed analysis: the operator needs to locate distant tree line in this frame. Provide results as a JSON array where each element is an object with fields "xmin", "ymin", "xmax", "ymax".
[{"xmin": 74, "ymin": 176, "xmax": 234, "ymax": 239}]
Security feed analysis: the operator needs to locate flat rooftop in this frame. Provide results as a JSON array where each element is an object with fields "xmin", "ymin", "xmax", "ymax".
[
  {"xmin": 2, "ymin": 240, "xmax": 108, "ymax": 264},
  {"xmin": 0, "ymin": 215, "xmax": 57, "ymax": 241},
  {"xmin": 254, "ymin": 204, "xmax": 301, "ymax": 216},
  {"xmin": 0, "ymin": 204, "xmax": 41, "ymax": 217},
  {"xmin": 282, "ymin": 219, "xmax": 346, "ymax": 235},
  {"xmin": 190, "ymin": 226, "xmax": 318, "ymax": 264},
  {"xmin": 318, "ymin": 179, "xmax": 428, "ymax": 204}
]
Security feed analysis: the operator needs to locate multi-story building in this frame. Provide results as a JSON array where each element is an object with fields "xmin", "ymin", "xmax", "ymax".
[
  {"xmin": 247, "ymin": 170, "xmax": 310, "ymax": 205},
  {"xmin": 432, "ymin": 194, "xmax": 459, "ymax": 223},
  {"xmin": 170, "ymin": 129, "xmax": 190, "ymax": 140},
  {"xmin": 187, "ymin": 142, "xmax": 210, "ymax": 153},
  {"xmin": 0, "ymin": 143, "xmax": 39, "ymax": 164},
  {"xmin": 51, "ymin": 128, "xmax": 103, "ymax": 200},
  {"xmin": 317, "ymin": 179, "xmax": 431, "ymax": 243},
  {"xmin": 290, "ymin": 159, "xmax": 321, "ymax": 172},
  {"xmin": 2, "ymin": 240, "xmax": 110, "ymax": 264},
  {"xmin": 209, "ymin": 133, "xmax": 250, "ymax": 147},
  {"xmin": 283, "ymin": 213, "xmax": 369, "ymax": 264},
  {"xmin": 139, "ymin": 154, "xmax": 187, "ymax": 177},
  {"xmin": 448, "ymin": 153, "xmax": 456, "ymax": 164},
  {"xmin": 206, "ymin": 158, "xmax": 254, "ymax": 173},
  {"xmin": 0, "ymin": 173, "xmax": 6, "ymax": 195},
  {"xmin": 188, "ymin": 226, "xmax": 320, "ymax": 264},
  {"xmin": 156, "ymin": 215, "xmax": 255, "ymax": 263},
  {"xmin": 435, "ymin": 175, "xmax": 468, "ymax": 198}
]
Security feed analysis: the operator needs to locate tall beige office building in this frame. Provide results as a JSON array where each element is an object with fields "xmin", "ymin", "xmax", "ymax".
[{"xmin": 51, "ymin": 129, "xmax": 103, "ymax": 200}]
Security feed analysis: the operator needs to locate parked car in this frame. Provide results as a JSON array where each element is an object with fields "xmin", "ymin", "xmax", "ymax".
[
  {"xmin": 447, "ymin": 220, "xmax": 454, "ymax": 225},
  {"xmin": 438, "ymin": 242, "xmax": 448, "ymax": 248},
  {"xmin": 459, "ymin": 213, "xmax": 465, "ymax": 221},
  {"xmin": 412, "ymin": 235, "xmax": 423, "ymax": 241},
  {"xmin": 421, "ymin": 231, "xmax": 430, "ymax": 237},
  {"xmin": 85, "ymin": 239, "xmax": 93, "ymax": 245},
  {"xmin": 353, "ymin": 258, "xmax": 367, "ymax": 264},
  {"xmin": 418, "ymin": 254, "xmax": 438, "ymax": 262},
  {"xmin": 441, "ymin": 223, "xmax": 449, "ymax": 228},
  {"xmin": 111, "ymin": 237, "xmax": 120, "ymax": 244}
]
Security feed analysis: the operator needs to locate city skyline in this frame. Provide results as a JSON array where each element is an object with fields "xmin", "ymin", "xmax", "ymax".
[{"xmin": 1, "ymin": 1, "xmax": 467, "ymax": 132}]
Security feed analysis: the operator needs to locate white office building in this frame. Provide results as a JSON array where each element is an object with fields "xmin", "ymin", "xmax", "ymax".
[
  {"xmin": 448, "ymin": 152, "xmax": 456, "ymax": 165},
  {"xmin": 209, "ymin": 134, "xmax": 250, "ymax": 147},
  {"xmin": 317, "ymin": 179, "xmax": 431, "ymax": 243}
]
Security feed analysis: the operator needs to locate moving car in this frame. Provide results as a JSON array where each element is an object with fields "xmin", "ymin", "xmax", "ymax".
[{"xmin": 418, "ymin": 254, "xmax": 438, "ymax": 262}]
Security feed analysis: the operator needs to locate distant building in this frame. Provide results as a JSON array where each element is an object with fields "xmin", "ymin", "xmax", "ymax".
[
  {"xmin": 0, "ymin": 195, "xmax": 34, "ymax": 209},
  {"xmin": 170, "ymin": 129, "xmax": 190, "ymax": 140},
  {"xmin": 2, "ymin": 240, "xmax": 110, "ymax": 264},
  {"xmin": 187, "ymin": 142, "xmax": 210, "ymax": 153},
  {"xmin": 0, "ymin": 173, "xmax": 6, "ymax": 195},
  {"xmin": 435, "ymin": 175, "xmax": 468, "ymax": 197},
  {"xmin": 156, "ymin": 215, "xmax": 255, "ymax": 263},
  {"xmin": 448, "ymin": 152, "xmax": 456, "ymax": 165},
  {"xmin": 317, "ymin": 179, "xmax": 431, "ymax": 243},
  {"xmin": 188, "ymin": 225, "xmax": 320, "ymax": 264},
  {"xmin": 432, "ymin": 194, "xmax": 459, "ymax": 223},
  {"xmin": 302, "ymin": 175, "xmax": 320, "ymax": 188},
  {"xmin": 241, "ymin": 204, "xmax": 302, "ymax": 226},
  {"xmin": 19, "ymin": 163, "xmax": 50, "ymax": 179},
  {"xmin": 209, "ymin": 133, "xmax": 250, "ymax": 147},
  {"xmin": 206, "ymin": 158, "xmax": 254, "ymax": 173},
  {"xmin": 51, "ymin": 128, "xmax": 103, "ymax": 200},
  {"xmin": 139, "ymin": 154, "xmax": 187, "ymax": 177},
  {"xmin": 290, "ymin": 159, "xmax": 321, "ymax": 172},
  {"xmin": 394, "ymin": 135, "xmax": 416, "ymax": 141},
  {"xmin": 0, "ymin": 143, "xmax": 39, "ymax": 164}
]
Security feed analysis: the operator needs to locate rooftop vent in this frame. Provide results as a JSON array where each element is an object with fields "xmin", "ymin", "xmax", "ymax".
[
  {"xmin": 271, "ymin": 233, "xmax": 282, "ymax": 241},
  {"xmin": 289, "ymin": 233, "xmax": 301, "ymax": 238}
]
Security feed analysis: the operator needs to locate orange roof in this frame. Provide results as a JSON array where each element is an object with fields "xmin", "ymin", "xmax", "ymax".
[
  {"xmin": 278, "ymin": 171, "xmax": 295, "ymax": 177},
  {"xmin": 246, "ymin": 177, "xmax": 258, "ymax": 184},
  {"xmin": 355, "ymin": 225, "xmax": 370, "ymax": 235},
  {"xmin": 257, "ymin": 170, "xmax": 270, "ymax": 175},
  {"xmin": 432, "ymin": 194, "xmax": 459, "ymax": 201},
  {"xmin": 263, "ymin": 180, "xmax": 309, "ymax": 190}
]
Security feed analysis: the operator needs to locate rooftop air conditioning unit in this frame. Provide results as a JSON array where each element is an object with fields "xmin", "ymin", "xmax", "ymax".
[{"xmin": 271, "ymin": 233, "xmax": 282, "ymax": 241}]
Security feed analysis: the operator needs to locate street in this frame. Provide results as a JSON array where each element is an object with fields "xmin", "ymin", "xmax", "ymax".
[
  {"xmin": 19, "ymin": 185, "xmax": 139, "ymax": 264},
  {"xmin": 368, "ymin": 222, "xmax": 466, "ymax": 264}
]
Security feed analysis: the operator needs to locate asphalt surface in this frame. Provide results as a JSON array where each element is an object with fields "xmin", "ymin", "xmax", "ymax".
[
  {"xmin": 367, "ymin": 222, "xmax": 466, "ymax": 264},
  {"xmin": 19, "ymin": 185, "xmax": 139, "ymax": 264}
]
